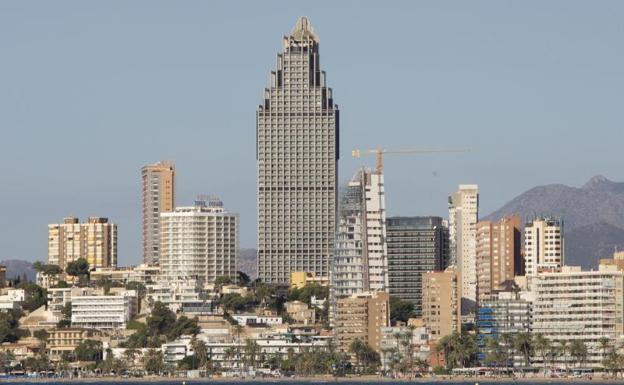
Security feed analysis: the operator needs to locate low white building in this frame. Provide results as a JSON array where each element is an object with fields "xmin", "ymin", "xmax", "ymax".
[
  {"xmin": 380, "ymin": 326, "xmax": 430, "ymax": 370},
  {"xmin": 147, "ymin": 278, "xmax": 215, "ymax": 314},
  {"xmin": 47, "ymin": 287, "xmax": 72, "ymax": 320},
  {"xmin": 232, "ymin": 314, "xmax": 282, "ymax": 326},
  {"xmin": 532, "ymin": 264, "xmax": 624, "ymax": 368},
  {"xmin": 0, "ymin": 289, "xmax": 27, "ymax": 311},
  {"xmin": 71, "ymin": 289, "xmax": 138, "ymax": 329}
]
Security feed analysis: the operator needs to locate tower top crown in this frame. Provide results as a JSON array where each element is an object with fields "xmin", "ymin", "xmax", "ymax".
[{"xmin": 290, "ymin": 16, "xmax": 318, "ymax": 42}]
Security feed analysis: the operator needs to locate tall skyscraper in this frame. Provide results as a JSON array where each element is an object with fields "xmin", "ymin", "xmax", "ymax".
[
  {"xmin": 142, "ymin": 161, "xmax": 175, "ymax": 265},
  {"xmin": 256, "ymin": 17, "xmax": 339, "ymax": 284},
  {"xmin": 386, "ymin": 216, "xmax": 449, "ymax": 316},
  {"xmin": 524, "ymin": 217, "xmax": 564, "ymax": 276},
  {"xmin": 332, "ymin": 168, "xmax": 388, "ymax": 299},
  {"xmin": 448, "ymin": 184, "xmax": 479, "ymax": 312},
  {"xmin": 159, "ymin": 197, "xmax": 239, "ymax": 284},
  {"xmin": 475, "ymin": 215, "xmax": 522, "ymax": 302},
  {"xmin": 48, "ymin": 217, "xmax": 117, "ymax": 270}
]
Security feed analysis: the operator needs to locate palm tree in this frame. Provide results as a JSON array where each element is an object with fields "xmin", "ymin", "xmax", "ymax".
[
  {"xmin": 514, "ymin": 332, "xmax": 533, "ymax": 368},
  {"xmin": 569, "ymin": 340, "xmax": 588, "ymax": 368},
  {"xmin": 499, "ymin": 332, "xmax": 514, "ymax": 368},
  {"xmin": 243, "ymin": 339, "xmax": 260, "ymax": 371},
  {"xmin": 532, "ymin": 333, "xmax": 551, "ymax": 376},
  {"xmin": 557, "ymin": 340, "xmax": 570, "ymax": 373},
  {"xmin": 598, "ymin": 337, "xmax": 611, "ymax": 368}
]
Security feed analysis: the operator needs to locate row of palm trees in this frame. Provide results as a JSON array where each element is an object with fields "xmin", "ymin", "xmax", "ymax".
[{"xmin": 438, "ymin": 330, "xmax": 624, "ymax": 375}]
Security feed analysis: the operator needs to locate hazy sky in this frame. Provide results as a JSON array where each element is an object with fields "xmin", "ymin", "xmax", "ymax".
[{"xmin": 1, "ymin": 1, "xmax": 623, "ymax": 265}]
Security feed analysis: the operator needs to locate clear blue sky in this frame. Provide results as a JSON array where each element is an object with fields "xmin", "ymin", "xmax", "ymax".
[{"xmin": 1, "ymin": 1, "xmax": 623, "ymax": 265}]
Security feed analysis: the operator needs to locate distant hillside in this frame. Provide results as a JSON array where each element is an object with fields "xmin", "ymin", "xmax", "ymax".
[
  {"xmin": 486, "ymin": 175, "xmax": 624, "ymax": 269},
  {"xmin": 565, "ymin": 222, "xmax": 624, "ymax": 269},
  {"xmin": 239, "ymin": 248, "xmax": 257, "ymax": 279},
  {"xmin": 486, "ymin": 175, "xmax": 624, "ymax": 230},
  {"xmin": 0, "ymin": 259, "xmax": 36, "ymax": 281}
]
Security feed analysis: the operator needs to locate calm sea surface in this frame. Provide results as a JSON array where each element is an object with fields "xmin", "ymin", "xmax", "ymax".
[{"xmin": 0, "ymin": 381, "xmax": 614, "ymax": 385}]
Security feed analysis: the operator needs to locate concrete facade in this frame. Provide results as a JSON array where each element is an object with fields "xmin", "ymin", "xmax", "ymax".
[
  {"xmin": 48, "ymin": 216, "xmax": 117, "ymax": 270},
  {"xmin": 256, "ymin": 17, "xmax": 339, "ymax": 284},
  {"xmin": 142, "ymin": 160, "xmax": 175, "ymax": 265}
]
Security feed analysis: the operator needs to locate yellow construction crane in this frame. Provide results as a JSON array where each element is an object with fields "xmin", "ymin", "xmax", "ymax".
[{"xmin": 351, "ymin": 147, "xmax": 470, "ymax": 173}]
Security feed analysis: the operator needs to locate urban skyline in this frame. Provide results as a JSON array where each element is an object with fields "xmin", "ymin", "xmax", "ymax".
[
  {"xmin": 2, "ymin": 2, "xmax": 624, "ymax": 265},
  {"xmin": 1, "ymin": 6, "xmax": 624, "ymax": 377}
]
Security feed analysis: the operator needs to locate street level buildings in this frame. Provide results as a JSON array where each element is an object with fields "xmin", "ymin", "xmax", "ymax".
[
  {"xmin": 531, "ymin": 265, "xmax": 624, "ymax": 368},
  {"xmin": 448, "ymin": 184, "xmax": 479, "ymax": 312},
  {"xmin": 475, "ymin": 216, "xmax": 522, "ymax": 302},
  {"xmin": 334, "ymin": 291, "xmax": 390, "ymax": 355},
  {"xmin": 256, "ymin": 17, "xmax": 339, "ymax": 284},
  {"xmin": 524, "ymin": 217, "xmax": 564, "ymax": 276},
  {"xmin": 332, "ymin": 168, "xmax": 387, "ymax": 300},
  {"xmin": 160, "ymin": 197, "xmax": 239, "ymax": 285},
  {"xmin": 386, "ymin": 216, "xmax": 449, "ymax": 316},
  {"xmin": 142, "ymin": 160, "xmax": 175, "ymax": 265},
  {"xmin": 48, "ymin": 217, "xmax": 117, "ymax": 270},
  {"xmin": 422, "ymin": 267, "xmax": 461, "ymax": 340}
]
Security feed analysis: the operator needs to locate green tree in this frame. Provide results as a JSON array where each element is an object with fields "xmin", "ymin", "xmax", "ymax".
[
  {"xmin": 513, "ymin": 332, "xmax": 533, "ymax": 368},
  {"xmin": 436, "ymin": 332, "xmax": 477, "ymax": 369},
  {"xmin": 243, "ymin": 339, "xmax": 260, "ymax": 370},
  {"xmin": 65, "ymin": 257, "xmax": 90, "ymax": 282},
  {"xmin": 33, "ymin": 329, "xmax": 49, "ymax": 343},
  {"xmin": 15, "ymin": 282, "xmax": 47, "ymax": 312},
  {"xmin": 598, "ymin": 336, "xmax": 611, "ymax": 366},
  {"xmin": 532, "ymin": 333, "xmax": 551, "ymax": 375},
  {"xmin": 191, "ymin": 337, "xmax": 211, "ymax": 373},
  {"xmin": 389, "ymin": 296, "xmax": 415, "ymax": 325},
  {"xmin": 557, "ymin": 340, "xmax": 569, "ymax": 372},
  {"xmin": 0, "ymin": 351, "xmax": 15, "ymax": 374},
  {"xmin": 349, "ymin": 339, "xmax": 380, "ymax": 373},
  {"xmin": 167, "ymin": 315, "xmax": 200, "ymax": 340},
  {"xmin": 142, "ymin": 348, "xmax": 165, "ymax": 375},
  {"xmin": 569, "ymin": 340, "xmax": 588, "ymax": 368},
  {"xmin": 0, "ymin": 310, "xmax": 28, "ymax": 343},
  {"xmin": 75, "ymin": 339, "xmax": 103, "ymax": 362},
  {"xmin": 125, "ymin": 281, "xmax": 147, "ymax": 299},
  {"xmin": 33, "ymin": 262, "xmax": 63, "ymax": 276},
  {"xmin": 146, "ymin": 301, "xmax": 176, "ymax": 337},
  {"xmin": 214, "ymin": 276, "xmax": 233, "ymax": 288},
  {"xmin": 237, "ymin": 271, "xmax": 251, "ymax": 287}
]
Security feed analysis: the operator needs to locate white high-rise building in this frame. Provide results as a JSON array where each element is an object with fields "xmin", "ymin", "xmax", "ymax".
[
  {"xmin": 331, "ymin": 168, "xmax": 388, "ymax": 299},
  {"xmin": 531, "ymin": 265, "xmax": 624, "ymax": 368},
  {"xmin": 160, "ymin": 197, "xmax": 239, "ymax": 285},
  {"xmin": 256, "ymin": 17, "xmax": 339, "ymax": 284},
  {"xmin": 524, "ymin": 217, "xmax": 564, "ymax": 276},
  {"xmin": 448, "ymin": 184, "xmax": 479, "ymax": 312}
]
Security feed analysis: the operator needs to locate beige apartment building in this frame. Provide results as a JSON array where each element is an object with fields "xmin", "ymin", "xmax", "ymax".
[
  {"xmin": 448, "ymin": 184, "xmax": 479, "ymax": 313},
  {"xmin": 422, "ymin": 267, "xmax": 461, "ymax": 340},
  {"xmin": 334, "ymin": 291, "xmax": 390, "ymax": 355},
  {"xmin": 142, "ymin": 160, "xmax": 175, "ymax": 265},
  {"xmin": 48, "ymin": 328, "xmax": 101, "ymax": 359},
  {"xmin": 475, "ymin": 215, "xmax": 522, "ymax": 302},
  {"xmin": 524, "ymin": 217, "xmax": 564, "ymax": 276},
  {"xmin": 48, "ymin": 217, "xmax": 117, "ymax": 270}
]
